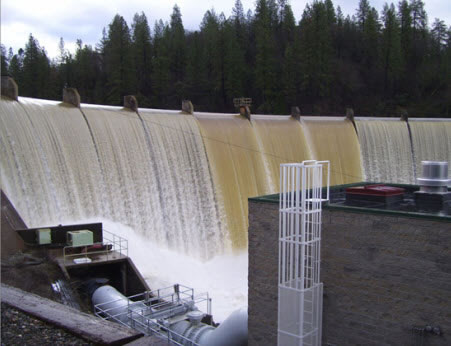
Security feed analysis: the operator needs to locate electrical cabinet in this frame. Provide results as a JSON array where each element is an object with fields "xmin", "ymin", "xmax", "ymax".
[
  {"xmin": 67, "ymin": 230, "xmax": 94, "ymax": 247},
  {"xmin": 36, "ymin": 228, "xmax": 52, "ymax": 245}
]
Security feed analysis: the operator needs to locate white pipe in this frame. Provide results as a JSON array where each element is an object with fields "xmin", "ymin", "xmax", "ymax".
[
  {"xmin": 92, "ymin": 285, "xmax": 148, "ymax": 325},
  {"xmin": 163, "ymin": 307, "xmax": 248, "ymax": 345},
  {"xmin": 198, "ymin": 307, "xmax": 248, "ymax": 346},
  {"xmin": 92, "ymin": 285, "xmax": 248, "ymax": 345}
]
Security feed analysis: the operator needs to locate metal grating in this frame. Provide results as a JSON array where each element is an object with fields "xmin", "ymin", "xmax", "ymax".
[
  {"xmin": 94, "ymin": 284, "xmax": 211, "ymax": 345},
  {"xmin": 278, "ymin": 161, "xmax": 329, "ymax": 346},
  {"xmin": 233, "ymin": 97, "xmax": 252, "ymax": 108}
]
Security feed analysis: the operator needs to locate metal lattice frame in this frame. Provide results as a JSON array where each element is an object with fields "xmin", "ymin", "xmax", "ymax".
[
  {"xmin": 278, "ymin": 160, "xmax": 329, "ymax": 346},
  {"xmin": 233, "ymin": 97, "xmax": 252, "ymax": 108}
]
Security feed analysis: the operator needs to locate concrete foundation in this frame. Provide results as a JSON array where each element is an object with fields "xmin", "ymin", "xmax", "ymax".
[
  {"xmin": 63, "ymin": 88, "xmax": 81, "ymax": 107},
  {"xmin": 1, "ymin": 77, "xmax": 18, "ymax": 100}
]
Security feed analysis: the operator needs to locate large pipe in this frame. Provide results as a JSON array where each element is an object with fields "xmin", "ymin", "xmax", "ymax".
[
  {"xmin": 170, "ymin": 307, "xmax": 248, "ymax": 345},
  {"xmin": 92, "ymin": 285, "xmax": 248, "ymax": 345},
  {"xmin": 199, "ymin": 307, "xmax": 248, "ymax": 346},
  {"xmin": 92, "ymin": 285, "xmax": 148, "ymax": 325}
]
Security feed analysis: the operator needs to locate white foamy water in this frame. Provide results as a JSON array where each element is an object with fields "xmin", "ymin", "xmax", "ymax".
[
  {"xmin": 0, "ymin": 98, "xmax": 227, "ymax": 260},
  {"xmin": 64, "ymin": 218, "xmax": 248, "ymax": 322},
  {"xmin": 355, "ymin": 119, "xmax": 415, "ymax": 184}
]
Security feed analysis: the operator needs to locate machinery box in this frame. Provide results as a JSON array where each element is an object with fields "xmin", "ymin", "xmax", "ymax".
[
  {"xmin": 36, "ymin": 228, "xmax": 52, "ymax": 245},
  {"xmin": 67, "ymin": 230, "xmax": 94, "ymax": 247}
]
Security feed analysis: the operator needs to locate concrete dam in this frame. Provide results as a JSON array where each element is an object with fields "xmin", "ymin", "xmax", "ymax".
[
  {"xmin": 1, "ymin": 92, "xmax": 450, "ymax": 320},
  {"xmin": 1, "ymin": 95, "xmax": 451, "ymax": 255}
]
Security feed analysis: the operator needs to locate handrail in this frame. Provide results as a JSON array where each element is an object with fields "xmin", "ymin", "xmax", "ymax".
[{"xmin": 93, "ymin": 284, "xmax": 211, "ymax": 345}]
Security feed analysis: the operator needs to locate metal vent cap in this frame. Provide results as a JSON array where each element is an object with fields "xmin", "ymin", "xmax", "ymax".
[{"xmin": 417, "ymin": 161, "xmax": 450, "ymax": 192}]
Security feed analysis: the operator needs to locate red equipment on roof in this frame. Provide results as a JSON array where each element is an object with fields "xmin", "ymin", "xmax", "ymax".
[{"xmin": 345, "ymin": 184, "xmax": 405, "ymax": 196}]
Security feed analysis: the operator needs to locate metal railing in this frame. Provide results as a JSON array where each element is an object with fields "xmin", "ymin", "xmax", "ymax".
[
  {"xmin": 94, "ymin": 284, "xmax": 211, "ymax": 345},
  {"xmin": 63, "ymin": 229, "xmax": 128, "ymax": 264},
  {"xmin": 278, "ymin": 161, "xmax": 329, "ymax": 346}
]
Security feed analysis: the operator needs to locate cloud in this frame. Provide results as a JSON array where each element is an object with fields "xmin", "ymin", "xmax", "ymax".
[{"xmin": 1, "ymin": 0, "xmax": 450, "ymax": 59}]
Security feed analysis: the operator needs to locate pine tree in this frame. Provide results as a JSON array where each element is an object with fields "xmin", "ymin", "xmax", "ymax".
[
  {"xmin": 279, "ymin": 3, "xmax": 296, "ymax": 53},
  {"xmin": 231, "ymin": 0, "xmax": 246, "ymax": 36},
  {"xmin": 103, "ymin": 15, "xmax": 135, "ymax": 105},
  {"xmin": 279, "ymin": 2, "xmax": 298, "ymax": 111},
  {"xmin": 1, "ymin": 45, "xmax": 8, "ymax": 76},
  {"xmin": 8, "ymin": 49, "xmax": 24, "ymax": 87},
  {"xmin": 228, "ymin": 0, "xmax": 249, "ymax": 105},
  {"xmin": 363, "ymin": 8, "xmax": 381, "ymax": 70},
  {"xmin": 151, "ymin": 20, "xmax": 171, "ymax": 108},
  {"xmin": 131, "ymin": 12, "xmax": 152, "ymax": 106},
  {"xmin": 73, "ymin": 41, "xmax": 99, "ymax": 103},
  {"xmin": 5, "ymin": 0, "xmax": 451, "ymax": 117},
  {"xmin": 406, "ymin": 0, "xmax": 427, "ymax": 98},
  {"xmin": 22, "ymin": 34, "xmax": 51, "ymax": 98},
  {"xmin": 223, "ymin": 18, "xmax": 246, "ymax": 109},
  {"xmin": 356, "ymin": 0, "xmax": 371, "ymax": 31},
  {"xmin": 167, "ymin": 5, "xmax": 186, "ymax": 106},
  {"xmin": 299, "ymin": 1, "xmax": 333, "ymax": 110},
  {"xmin": 398, "ymin": 0, "xmax": 412, "ymax": 61},
  {"xmin": 431, "ymin": 19, "xmax": 448, "ymax": 49},
  {"xmin": 444, "ymin": 28, "xmax": 451, "ymax": 116},
  {"xmin": 381, "ymin": 3, "xmax": 402, "ymax": 99},
  {"xmin": 425, "ymin": 19, "xmax": 450, "ymax": 115},
  {"xmin": 185, "ymin": 31, "xmax": 208, "ymax": 108},
  {"xmin": 282, "ymin": 43, "xmax": 298, "ymax": 108},
  {"xmin": 200, "ymin": 9, "xmax": 224, "ymax": 109},
  {"xmin": 254, "ymin": 0, "xmax": 279, "ymax": 113},
  {"xmin": 91, "ymin": 28, "xmax": 109, "ymax": 104},
  {"xmin": 56, "ymin": 37, "xmax": 73, "ymax": 89}
]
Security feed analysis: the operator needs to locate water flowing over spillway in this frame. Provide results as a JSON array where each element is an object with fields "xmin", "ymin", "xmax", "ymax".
[
  {"xmin": 409, "ymin": 119, "xmax": 451, "ymax": 179},
  {"xmin": 195, "ymin": 113, "xmax": 271, "ymax": 249},
  {"xmin": 2, "ymin": 95, "xmax": 451, "ymax": 321},
  {"xmin": 356, "ymin": 118, "xmax": 415, "ymax": 184},
  {"xmin": 301, "ymin": 117, "xmax": 364, "ymax": 185},
  {"xmin": 0, "ymin": 97, "xmax": 225, "ymax": 259},
  {"xmin": 2, "ymin": 97, "xmax": 451, "ymax": 255},
  {"xmin": 0, "ymin": 98, "xmax": 104, "ymax": 225},
  {"xmin": 251, "ymin": 115, "xmax": 311, "ymax": 193},
  {"xmin": 137, "ymin": 109, "xmax": 227, "ymax": 257}
]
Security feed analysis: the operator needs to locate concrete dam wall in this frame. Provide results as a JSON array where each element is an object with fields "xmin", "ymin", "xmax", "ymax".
[{"xmin": 1, "ymin": 95, "xmax": 450, "ymax": 257}]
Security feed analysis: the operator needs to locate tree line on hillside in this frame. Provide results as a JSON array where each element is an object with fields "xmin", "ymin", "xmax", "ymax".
[{"xmin": 1, "ymin": 0, "xmax": 451, "ymax": 117}]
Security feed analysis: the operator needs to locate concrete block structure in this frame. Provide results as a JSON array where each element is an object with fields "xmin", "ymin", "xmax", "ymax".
[{"xmin": 248, "ymin": 184, "xmax": 451, "ymax": 346}]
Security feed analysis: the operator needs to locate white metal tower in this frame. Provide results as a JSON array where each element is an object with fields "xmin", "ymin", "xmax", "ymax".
[{"xmin": 278, "ymin": 160, "xmax": 330, "ymax": 346}]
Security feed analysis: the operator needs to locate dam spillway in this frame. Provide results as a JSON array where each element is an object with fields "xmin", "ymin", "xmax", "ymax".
[
  {"xmin": 409, "ymin": 119, "xmax": 451, "ymax": 179},
  {"xmin": 301, "ymin": 117, "xmax": 364, "ymax": 185},
  {"xmin": 355, "ymin": 118, "xmax": 415, "ymax": 184},
  {"xmin": 251, "ymin": 114, "xmax": 312, "ymax": 193},
  {"xmin": 1, "ymin": 96, "xmax": 451, "ymax": 258}
]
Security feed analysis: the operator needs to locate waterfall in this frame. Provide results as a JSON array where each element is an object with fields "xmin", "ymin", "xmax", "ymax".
[
  {"xmin": 0, "ymin": 98, "xmax": 224, "ymax": 259},
  {"xmin": 138, "ymin": 108, "xmax": 227, "ymax": 257},
  {"xmin": 0, "ymin": 97, "xmax": 103, "ymax": 225},
  {"xmin": 195, "ymin": 112, "xmax": 272, "ymax": 250},
  {"xmin": 355, "ymin": 118, "xmax": 415, "ymax": 184},
  {"xmin": 300, "ymin": 117, "xmax": 364, "ymax": 185},
  {"xmin": 3, "ymin": 95, "xmax": 451, "ymax": 324},
  {"xmin": 409, "ymin": 119, "xmax": 451, "ymax": 180},
  {"xmin": 3, "ymin": 95, "xmax": 450, "ymax": 259},
  {"xmin": 251, "ymin": 114, "xmax": 311, "ymax": 194}
]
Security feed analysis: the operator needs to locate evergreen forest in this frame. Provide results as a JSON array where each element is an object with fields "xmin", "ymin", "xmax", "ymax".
[{"xmin": 1, "ymin": 0, "xmax": 451, "ymax": 117}]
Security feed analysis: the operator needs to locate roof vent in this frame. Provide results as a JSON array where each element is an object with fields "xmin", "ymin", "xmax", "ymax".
[
  {"xmin": 417, "ymin": 161, "xmax": 450, "ymax": 194},
  {"xmin": 415, "ymin": 161, "xmax": 450, "ymax": 212}
]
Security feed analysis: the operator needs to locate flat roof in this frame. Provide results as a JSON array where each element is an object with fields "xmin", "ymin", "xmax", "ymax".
[{"xmin": 249, "ymin": 182, "xmax": 451, "ymax": 222}]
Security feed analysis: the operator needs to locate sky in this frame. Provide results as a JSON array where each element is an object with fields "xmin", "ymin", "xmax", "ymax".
[{"xmin": 1, "ymin": 0, "xmax": 450, "ymax": 59}]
